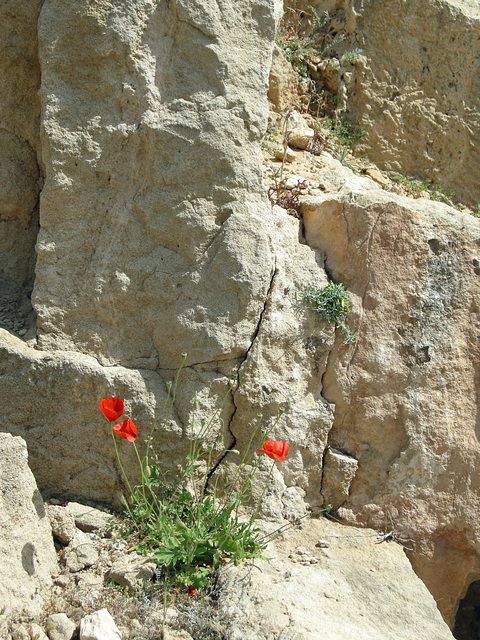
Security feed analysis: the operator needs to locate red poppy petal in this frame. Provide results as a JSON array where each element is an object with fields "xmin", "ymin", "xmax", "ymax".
[
  {"xmin": 258, "ymin": 440, "xmax": 289, "ymax": 462},
  {"xmin": 99, "ymin": 397, "xmax": 124, "ymax": 422},
  {"xmin": 112, "ymin": 417, "xmax": 137, "ymax": 442}
]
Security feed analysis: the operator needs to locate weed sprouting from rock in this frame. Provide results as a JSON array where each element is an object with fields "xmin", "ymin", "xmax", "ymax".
[{"xmin": 301, "ymin": 282, "xmax": 356, "ymax": 344}]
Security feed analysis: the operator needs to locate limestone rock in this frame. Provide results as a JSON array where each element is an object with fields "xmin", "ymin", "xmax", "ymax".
[
  {"xmin": 0, "ymin": 434, "xmax": 58, "ymax": 618},
  {"xmin": 106, "ymin": 553, "xmax": 156, "ymax": 591},
  {"xmin": 268, "ymin": 44, "xmax": 300, "ymax": 113},
  {"xmin": 340, "ymin": 0, "xmax": 480, "ymax": 207},
  {"xmin": 321, "ymin": 447, "xmax": 358, "ymax": 510},
  {"xmin": 79, "ymin": 609, "xmax": 121, "ymax": 640},
  {"xmin": 301, "ymin": 170, "xmax": 480, "ymax": 624},
  {"xmin": 64, "ymin": 530, "xmax": 99, "ymax": 573},
  {"xmin": 162, "ymin": 629, "xmax": 194, "ymax": 640},
  {"xmin": 45, "ymin": 614, "xmax": 75, "ymax": 640},
  {"xmin": 218, "ymin": 517, "xmax": 454, "ymax": 640},
  {"xmin": 46, "ymin": 505, "xmax": 76, "ymax": 545},
  {"xmin": 66, "ymin": 502, "xmax": 113, "ymax": 533},
  {"xmin": 0, "ymin": 329, "xmax": 175, "ymax": 505},
  {"xmin": 288, "ymin": 127, "xmax": 315, "ymax": 150},
  {"xmin": 29, "ymin": 624, "xmax": 49, "ymax": 640},
  {"xmin": 33, "ymin": 0, "xmax": 277, "ymax": 369},
  {"xmin": 0, "ymin": 0, "xmax": 41, "ymax": 328}
]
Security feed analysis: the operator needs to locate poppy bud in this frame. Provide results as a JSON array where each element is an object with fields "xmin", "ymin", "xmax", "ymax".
[{"xmin": 145, "ymin": 465, "xmax": 152, "ymax": 478}]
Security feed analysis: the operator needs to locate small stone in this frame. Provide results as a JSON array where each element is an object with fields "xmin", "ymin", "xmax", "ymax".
[
  {"xmin": 54, "ymin": 574, "xmax": 72, "ymax": 588},
  {"xmin": 47, "ymin": 505, "xmax": 77, "ymax": 544},
  {"xmin": 365, "ymin": 167, "xmax": 390, "ymax": 186},
  {"xmin": 315, "ymin": 540, "xmax": 330, "ymax": 548},
  {"xmin": 274, "ymin": 147, "xmax": 296, "ymax": 163},
  {"xmin": 65, "ymin": 530, "xmax": 99, "ymax": 572},
  {"xmin": 18, "ymin": 328, "xmax": 27, "ymax": 337},
  {"xmin": 46, "ymin": 613, "xmax": 76, "ymax": 640},
  {"xmin": 295, "ymin": 546, "xmax": 308, "ymax": 555},
  {"xmin": 106, "ymin": 553, "xmax": 156, "ymax": 591},
  {"xmin": 67, "ymin": 502, "xmax": 113, "ymax": 533},
  {"xmin": 284, "ymin": 176, "xmax": 307, "ymax": 190},
  {"xmin": 29, "ymin": 623, "xmax": 49, "ymax": 640},
  {"xmin": 162, "ymin": 628, "xmax": 194, "ymax": 640},
  {"xmin": 287, "ymin": 127, "xmax": 315, "ymax": 150},
  {"xmin": 11, "ymin": 626, "xmax": 30, "ymax": 640},
  {"xmin": 79, "ymin": 608, "xmax": 121, "ymax": 640}
]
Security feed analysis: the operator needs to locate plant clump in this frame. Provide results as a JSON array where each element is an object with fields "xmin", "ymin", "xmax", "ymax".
[
  {"xmin": 99, "ymin": 355, "xmax": 290, "ymax": 593},
  {"xmin": 301, "ymin": 282, "xmax": 356, "ymax": 344}
]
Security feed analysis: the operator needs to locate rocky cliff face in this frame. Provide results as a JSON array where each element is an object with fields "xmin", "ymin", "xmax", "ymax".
[
  {"xmin": 1, "ymin": 0, "xmax": 480, "ymax": 632},
  {"xmin": 307, "ymin": 0, "xmax": 480, "ymax": 207}
]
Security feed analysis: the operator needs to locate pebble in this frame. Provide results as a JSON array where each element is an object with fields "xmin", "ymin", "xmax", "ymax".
[
  {"xmin": 315, "ymin": 540, "xmax": 330, "ymax": 548},
  {"xmin": 79, "ymin": 608, "xmax": 121, "ymax": 640},
  {"xmin": 46, "ymin": 613, "xmax": 76, "ymax": 640}
]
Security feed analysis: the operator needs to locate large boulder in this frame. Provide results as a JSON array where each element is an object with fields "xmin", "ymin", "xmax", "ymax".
[
  {"xmin": 301, "ymin": 154, "xmax": 480, "ymax": 625},
  {"xmin": 0, "ymin": 433, "xmax": 58, "ymax": 618},
  {"xmin": 219, "ymin": 516, "xmax": 455, "ymax": 640}
]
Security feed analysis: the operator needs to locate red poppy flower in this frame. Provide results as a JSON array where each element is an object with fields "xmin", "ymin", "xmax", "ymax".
[
  {"xmin": 258, "ymin": 440, "xmax": 289, "ymax": 462},
  {"xmin": 187, "ymin": 586, "xmax": 195, "ymax": 596},
  {"xmin": 112, "ymin": 417, "xmax": 137, "ymax": 442},
  {"xmin": 99, "ymin": 397, "xmax": 124, "ymax": 422}
]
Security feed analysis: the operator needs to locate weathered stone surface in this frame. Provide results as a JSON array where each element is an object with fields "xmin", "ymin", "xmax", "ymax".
[
  {"xmin": 0, "ymin": 0, "xmax": 42, "ymax": 330},
  {"xmin": 218, "ymin": 516, "xmax": 454, "ymax": 640},
  {"xmin": 33, "ymin": 0, "xmax": 277, "ymax": 370},
  {"xmin": 268, "ymin": 44, "xmax": 300, "ymax": 113},
  {"xmin": 67, "ymin": 502, "xmax": 113, "ymax": 533},
  {"xmin": 288, "ymin": 127, "xmax": 315, "ymax": 150},
  {"xmin": 0, "ymin": 434, "xmax": 58, "ymax": 618},
  {"xmin": 320, "ymin": 447, "xmax": 358, "ymax": 510},
  {"xmin": 0, "ymin": 328, "xmax": 175, "ymax": 504},
  {"xmin": 80, "ymin": 609, "xmax": 121, "ymax": 640},
  {"xmin": 107, "ymin": 553, "xmax": 156, "ymax": 591},
  {"xmin": 45, "ymin": 614, "xmax": 75, "ymax": 640},
  {"xmin": 324, "ymin": 0, "xmax": 480, "ymax": 207},
  {"xmin": 64, "ymin": 530, "xmax": 99, "ymax": 572},
  {"xmin": 30, "ymin": 624, "xmax": 49, "ymax": 640},
  {"xmin": 301, "ymin": 161, "xmax": 480, "ymax": 624},
  {"xmin": 47, "ymin": 505, "xmax": 76, "ymax": 545}
]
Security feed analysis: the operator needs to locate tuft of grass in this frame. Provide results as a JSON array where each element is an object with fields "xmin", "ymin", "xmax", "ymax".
[
  {"xmin": 301, "ymin": 282, "xmax": 356, "ymax": 344},
  {"xmin": 391, "ymin": 174, "xmax": 455, "ymax": 205}
]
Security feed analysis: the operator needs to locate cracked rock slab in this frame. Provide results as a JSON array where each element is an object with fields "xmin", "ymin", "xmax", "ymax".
[{"xmin": 218, "ymin": 517, "xmax": 454, "ymax": 640}]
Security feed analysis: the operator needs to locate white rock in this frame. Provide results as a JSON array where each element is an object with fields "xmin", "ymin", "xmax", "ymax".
[
  {"xmin": 29, "ymin": 624, "xmax": 49, "ymax": 640},
  {"xmin": 46, "ymin": 614, "xmax": 75, "ymax": 640},
  {"xmin": 67, "ymin": 502, "xmax": 113, "ymax": 533},
  {"xmin": 0, "ymin": 434, "xmax": 58, "ymax": 618},
  {"xmin": 80, "ymin": 609, "xmax": 121, "ymax": 640},
  {"xmin": 46, "ymin": 505, "xmax": 76, "ymax": 545},
  {"xmin": 107, "ymin": 553, "xmax": 156, "ymax": 591},
  {"xmin": 64, "ymin": 529, "xmax": 99, "ymax": 572}
]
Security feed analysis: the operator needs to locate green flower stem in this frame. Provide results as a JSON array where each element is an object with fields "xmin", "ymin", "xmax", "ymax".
[
  {"xmin": 133, "ymin": 441, "xmax": 162, "ymax": 516},
  {"xmin": 111, "ymin": 431, "xmax": 134, "ymax": 498},
  {"xmin": 248, "ymin": 459, "xmax": 276, "ymax": 526}
]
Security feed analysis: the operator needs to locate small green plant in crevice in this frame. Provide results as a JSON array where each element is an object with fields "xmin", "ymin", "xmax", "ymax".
[
  {"xmin": 261, "ymin": 123, "xmax": 282, "ymax": 155},
  {"xmin": 301, "ymin": 282, "xmax": 356, "ymax": 344},
  {"xmin": 317, "ymin": 114, "xmax": 367, "ymax": 164},
  {"xmin": 391, "ymin": 173, "xmax": 456, "ymax": 205},
  {"xmin": 276, "ymin": 6, "xmax": 358, "ymax": 77},
  {"xmin": 99, "ymin": 355, "xmax": 290, "ymax": 594}
]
